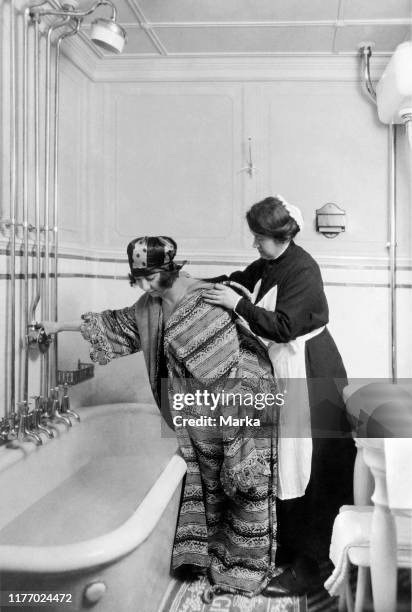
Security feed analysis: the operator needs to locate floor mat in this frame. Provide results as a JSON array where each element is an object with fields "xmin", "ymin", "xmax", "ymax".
[
  {"xmin": 159, "ymin": 565, "xmax": 411, "ymax": 611},
  {"xmin": 159, "ymin": 575, "xmax": 307, "ymax": 612}
]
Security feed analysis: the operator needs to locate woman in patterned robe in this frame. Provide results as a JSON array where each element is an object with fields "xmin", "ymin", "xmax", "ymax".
[{"xmin": 43, "ymin": 236, "xmax": 281, "ymax": 600}]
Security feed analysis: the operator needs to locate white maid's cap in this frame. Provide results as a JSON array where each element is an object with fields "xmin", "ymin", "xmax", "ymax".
[{"xmin": 275, "ymin": 194, "xmax": 304, "ymax": 231}]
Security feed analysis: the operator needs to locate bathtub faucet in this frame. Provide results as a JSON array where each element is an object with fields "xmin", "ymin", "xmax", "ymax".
[
  {"xmin": 48, "ymin": 388, "xmax": 72, "ymax": 427},
  {"xmin": 0, "ymin": 414, "xmax": 18, "ymax": 442},
  {"xmin": 60, "ymin": 383, "xmax": 80, "ymax": 422},
  {"xmin": 17, "ymin": 401, "xmax": 42, "ymax": 445},
  {"xmin": 30, "ymin": 396, "xmax": 55, "ymax": 439}
]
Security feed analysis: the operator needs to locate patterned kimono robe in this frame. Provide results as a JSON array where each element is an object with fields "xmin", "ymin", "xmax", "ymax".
[{"xmin": 80, "ymin": 286, "xmax": 279, "ymax": 596}]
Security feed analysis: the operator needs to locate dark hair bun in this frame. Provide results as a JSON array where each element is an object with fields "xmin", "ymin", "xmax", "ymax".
[{"xmin": 246, "ymin": 196, "xmax": 299, "ymax": 242}]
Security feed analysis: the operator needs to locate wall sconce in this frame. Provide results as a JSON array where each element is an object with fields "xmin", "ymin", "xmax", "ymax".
[{"xmin": 316, "ymin": 203, "xmax": 346, "ymax": 238}]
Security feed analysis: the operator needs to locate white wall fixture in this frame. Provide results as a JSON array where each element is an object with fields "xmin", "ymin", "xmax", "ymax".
[
  {"xmin": 315, "ymin": 203, "xmax": 346, "ymax": 238},
  {"xmin": 376, "ymin": 41, "xmax": 412, "ymax": 149},
  {"xmin": 238, "ymin": 137, "xmax": 260, "ymax": 178}
]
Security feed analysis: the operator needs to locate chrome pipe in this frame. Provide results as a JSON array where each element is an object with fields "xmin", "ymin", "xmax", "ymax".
[
  {"xmin": 51, "ymin": 20, "xmax": 80, "ymax": 387},
  {"xmin": 360, "ymin": 45, "xmax": 377, "ymax": 105},
  {"xmin": 388, "ymin": 124, "xmax": 397, "ymax": 382},
  {"xmin": 31, "ymin": 0, "xmax": 119, "ymax": 23},
  {"xmin": 400, "ymin": 113, "xmax": 412, "ymax": 151},
  {"xmin": 9, "ymin": 2, "xmax": 17, "ymax": 419},
  {"xmin": 358, "ymin": 46, "xmax": 397, "ymax": 380},
  {"xmin": 28, "ymin": 17, "xmax": 41, "ymax": 326},
  {"xmin": 28, "ymin": 2, "xmax": 50, "ymax": 400},
  {"xmin": 43, "ymin": 17, "xmax": 71, "ymax": 394},
  {"xmin": 22, "ymin": 8, "xmax": 30, "ymax": 403},
  {"xmin": 28, "ymin": 1, "xmax": 51, "ymax": 326}
]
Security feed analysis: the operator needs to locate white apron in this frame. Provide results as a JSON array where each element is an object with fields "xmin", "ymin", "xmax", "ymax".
[{"xmin": 234, "ymin": 279, "xmax": 325, "ymax": 500}]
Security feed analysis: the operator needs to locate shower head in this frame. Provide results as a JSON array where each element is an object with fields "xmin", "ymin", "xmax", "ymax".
[
  {"xmin": 90, "ymin": 18, "xmax": 127, "ymax": 54},
  {"xmin": 30, "ymin": 0, "xmax": 127, "ymax": 55}
]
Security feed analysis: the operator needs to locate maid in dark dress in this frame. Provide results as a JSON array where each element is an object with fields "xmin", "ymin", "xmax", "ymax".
[{"xmin": 203, "ymin": 195, "xmax": 356, "ymax": 596}]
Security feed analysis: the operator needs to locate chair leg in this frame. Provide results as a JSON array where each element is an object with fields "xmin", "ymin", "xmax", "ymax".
[
  {"xmin": 354, "ymin": 566, "xmax": 368, "ymax": 612},
  {"xmin": 338, "ymin": 573, "xmax": 354, "ymax": 612},
  {"xmin": 338, "ymin": 591, "xmax": 347, "ymax": 612},
  {"xmin": 345, "ymin": 573, "xmax": 355, "ymax": 612}
]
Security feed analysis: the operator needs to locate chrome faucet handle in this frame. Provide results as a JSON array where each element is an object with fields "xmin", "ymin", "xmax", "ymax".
[
  {"xmin": 38, "ymin": 396, "xmax": 61, "ymax": 432},
  {"xmin": 27, "ymin": 322, "xmax": 52, "ymax": 354},
  {"xmin": 17, "ymin": 402, "xmax": 42, "ymax": 445},
  {"xmin": 30, "ymin": 395, "xmax": 41, "ymax": 411},
  {"xmin": 60, "ymin": 384, "xmax": 80, "ymax": 422},
  {"xmin": 17, "ymin": 400, "xmax": 29, "ymax": 415},
  {"xmin": 62, "ymin": 407, "xmax": 80, "ymax": 422},
  {"xmin": 47, "ymin": 389, "xmax": 56, "ymax": 417},
  {"xmin": 29, "ymin": 397, "xmax": 55, "ymax": 439},
  {"xmin": 48, "ymin": 388, "xmax": 72, "ymax": 428},
  {"xmin": 33, "ymin": 409, "xmax": 55, "ymax": 439},
  {"xmin": 16, "ymin": 401, "xmax": 28, "ymax": 441},
  {"xmin": 23, "ymin": 419, "xmax": 42, "ymax": 445},
  {"xmin": 0, "ymin": 418, "xmax": 7, "ymax": 440},
  {"xmin": 54, "ymin": 387, "xmax": 74, "ymax": 426},
  {"xmin": 36, "ymin": 396, "xmax": 52, "ymax": 423},
  {"xmin": 0, "ymin": 415, "xmax": 17, "ymax": 441}
]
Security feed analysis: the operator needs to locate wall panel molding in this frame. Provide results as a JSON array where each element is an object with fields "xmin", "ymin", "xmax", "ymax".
[
  {"xmin": 96, "ymin": 83, "xmax": 244, "ymax": 251},
  {"xmin": 58, "ymin": 59, "xmax": 90, "ymax": 244},
  {"xmin": 89, "ymin": 55, "xmax": 389, "ymax": 83}
]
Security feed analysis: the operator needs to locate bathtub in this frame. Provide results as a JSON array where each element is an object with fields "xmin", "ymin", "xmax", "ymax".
[{"xmin": 0, "ymin": 403, "xmax": 186, "ymax": 612}]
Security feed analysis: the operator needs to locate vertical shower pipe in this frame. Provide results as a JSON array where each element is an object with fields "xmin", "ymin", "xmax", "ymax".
[
  {"xmin": 43, "ymin": 16, "xmax": 71, "ymax": 397},
  {"xmin": 28, "ymin": 12, "xmax": 42, "ymax": 336},
  {"xmin": 361, "ymin": 45, "xmax": 397, "ymax": 382},
  {"xmin": 388, "ymin": 124, "xmax": 397, "ymax": 382},
  {"xmin": 51, "ymin": 20, "xmax": 81, "ymax": 388},
  {"xmin": 9, "ymin": 1, "xmax": 17, "ymax": 419},
  {"xmin": 22, "ymin": 7, "xmax": 30, "ymax": 402},
  {"xmin": 22, "ymin": 1, "xmax": 49, "ymax": 410}
]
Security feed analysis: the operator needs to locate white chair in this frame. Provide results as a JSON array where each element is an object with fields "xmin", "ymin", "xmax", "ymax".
[
  {"xmin": 326, "ymin": 383, "xmax": 412, "ymax": 612},
  {"xmin": 328, "ymin": 502, "xmax": 412, "ymax": 612}
]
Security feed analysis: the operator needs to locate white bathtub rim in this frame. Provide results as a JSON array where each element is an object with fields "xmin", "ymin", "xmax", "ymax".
[
  {"xmin": 0, "ymin": 402, "xmax": 183, "ymax": 573},
  {"xmin": 0, "ymin": 452, "xmax": 186, "ymax": 573}
]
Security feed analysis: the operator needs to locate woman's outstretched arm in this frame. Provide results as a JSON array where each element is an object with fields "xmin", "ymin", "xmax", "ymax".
[
  {"xmin": 41, "ymin": 320, "xmax": 83, "ymax": 334},
  {"xmin": 42, "ymin": 304, "xmax": 142, "ymax": 365}
]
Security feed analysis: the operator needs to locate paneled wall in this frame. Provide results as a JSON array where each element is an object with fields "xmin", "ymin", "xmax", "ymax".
[
  {"xmin": 1, "ymin": 27, "xmax": 412, "ymax": 418},
  {"xmin": 54, "ymin": 69, "xmax": 412, "ymax": 410}
]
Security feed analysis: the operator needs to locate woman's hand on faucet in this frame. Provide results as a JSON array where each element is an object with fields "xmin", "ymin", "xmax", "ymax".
[{"xmin": 40, "ymin": 321, "xmax": 61, "ymax": 335}]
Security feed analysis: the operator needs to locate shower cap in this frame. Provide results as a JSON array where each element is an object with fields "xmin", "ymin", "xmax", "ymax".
[{"xmin": 127, "ymin": 236, "xmax": 185, "ymax": 277}]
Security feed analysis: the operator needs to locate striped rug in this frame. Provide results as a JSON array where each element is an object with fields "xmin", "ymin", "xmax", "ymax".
[{"xmin": 159, "ymin": 575, "xmax": 306, "ymax": 612}]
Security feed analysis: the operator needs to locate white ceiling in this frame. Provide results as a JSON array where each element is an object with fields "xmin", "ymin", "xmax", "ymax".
[{"xmin": 77, "ymin": 0, "xmax": 412, "ymax": 58}]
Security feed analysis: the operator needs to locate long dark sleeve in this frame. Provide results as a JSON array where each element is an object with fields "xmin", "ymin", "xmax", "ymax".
[
  {"xmin": 204, "ymin": 260, "xmax": 264, "ymax": 292},
  {"xmin": 235, "ymin": 264, "xmax": 329, "ymax": 343}
]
